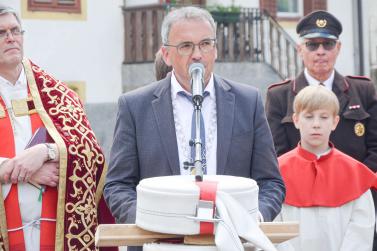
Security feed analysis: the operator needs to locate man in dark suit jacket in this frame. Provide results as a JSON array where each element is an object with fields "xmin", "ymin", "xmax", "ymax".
[
  {"xmin": 266, "ymin": 10, "xmax": 377, "ymax": 249},
  {"xmin": 104, "ymin": 6, "xmax": 285, "ymax": 235}
]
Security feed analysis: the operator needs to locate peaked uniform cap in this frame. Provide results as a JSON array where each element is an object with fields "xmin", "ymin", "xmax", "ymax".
[{"xmin": 296, "ymin": 10, "xmax": 342, "ymax": 39}]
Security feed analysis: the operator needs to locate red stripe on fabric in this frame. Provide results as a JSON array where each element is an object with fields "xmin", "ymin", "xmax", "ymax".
[
  {"xmin": 4, "ymin": 185, "xmax": 25, "ymax": 251},
  {"xmin": 40, "ymin": 187, "xmax": 57, "ymax": 249},
  {"xmin": 30, "ymin": 113, "xmax": 58, "ymax": 248},
  {"xmin": 195, "ymin": 181, "xmax": 218, "ymax": 235},
  {"xmin": 30, "ymin": 113, "xmax": 43, "ymax": 132},
  {"xmin": 0, "ymin": 97, "xmax": 15, "ymax": 158},
  {"xmin": 0, "ymin": 96, "xmax": 25, "ymax": 250}
]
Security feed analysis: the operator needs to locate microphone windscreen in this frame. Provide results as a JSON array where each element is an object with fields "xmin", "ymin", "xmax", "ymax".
[{"xmin": 189, "ymin": 63, "xmax": 205, "ymax": 77}]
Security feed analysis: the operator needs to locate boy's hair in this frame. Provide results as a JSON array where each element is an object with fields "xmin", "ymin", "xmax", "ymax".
[{"xmin": 293, "ymin": 85, "xmax": 339, "ymax": 115}]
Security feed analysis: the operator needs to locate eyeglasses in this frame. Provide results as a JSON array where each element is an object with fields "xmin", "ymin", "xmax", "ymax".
[
  {"xmin": 304, "ymin": 40, "xmax": 337, "ymax": 52},
  {"xmin": 164, "ymin": 38, "xmax": 216, "ymax": 56},
  {"xmin": 0, "ymin": 27, "xmax": 25, "ymax": 40}
]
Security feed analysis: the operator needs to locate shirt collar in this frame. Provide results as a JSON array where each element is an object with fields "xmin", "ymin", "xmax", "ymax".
[
  {"xmin": 304, "ymin": 68, "xmax": 335, "ymax": 90},
  {"xmin": 316, "ymin": 146, "xmax": 332, "ymax": 159},
  {"xmin": 171, "ymin": 70, "xmax": 215, "ymax": 100},
  {"xmin": 0, "ymin": 67, "xmax": 27, "ymax": 90},
  {"xmin": 297, "ymin": 141, "xmax": 334, "ymax": 161}
]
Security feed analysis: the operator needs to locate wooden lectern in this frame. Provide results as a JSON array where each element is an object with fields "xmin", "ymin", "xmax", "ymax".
[{"xmin": 95, "ymin": 222, "xmax": 299, "ymax": 247}]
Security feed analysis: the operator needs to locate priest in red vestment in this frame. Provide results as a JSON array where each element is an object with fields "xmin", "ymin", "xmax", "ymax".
[{"xmin": 0, "ymin": 5, "xmax": 114, "ymax": 251}]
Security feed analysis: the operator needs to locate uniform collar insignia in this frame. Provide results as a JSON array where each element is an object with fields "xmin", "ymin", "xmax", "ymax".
[{"xmin": 348, "ymin": 105, "xmax": 360, "ymax": 110}]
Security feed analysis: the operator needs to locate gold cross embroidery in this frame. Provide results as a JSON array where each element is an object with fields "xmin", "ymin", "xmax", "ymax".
[{"xmin": 11, "ymin": 96, "xmax": 37, "ymax": 117}]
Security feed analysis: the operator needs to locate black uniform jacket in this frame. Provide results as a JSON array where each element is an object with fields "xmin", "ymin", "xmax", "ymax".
[{"xmin": 265, "ymin": 71, "xmax": 377, "ymax": 172}]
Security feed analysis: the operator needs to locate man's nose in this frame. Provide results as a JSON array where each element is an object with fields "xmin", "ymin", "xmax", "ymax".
[
  {"xmin": 5, "ymin": 30, "xmax": 16, "ymax": 42},
  {"xmin": 316, "ymin": 44, "xmax": 326, "ymax": 54},
  {"xmin": 191, "ymin": 45, "xmax": 203, "ymax": 61}
]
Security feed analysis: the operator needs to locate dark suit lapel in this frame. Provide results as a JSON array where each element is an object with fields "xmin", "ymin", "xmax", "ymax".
[
  {"xmin": 152, "ymin": 76, "xmax": 180, "ymax": 175},
  {"xmin": 293, "ymin": 71, "xmax": 309, "ymax": 94},
  {"xmin": 332, "ymin": 71, "xmax": 350, "ymax": 114},
  {"xmin": 214, "ymin": 76, "xmax": 235, "ymax": 175}
]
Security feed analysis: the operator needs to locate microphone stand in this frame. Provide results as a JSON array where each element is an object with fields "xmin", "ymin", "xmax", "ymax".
[
  {"xmin": 187, "ymin": 63, "xmax": 205, "ymax": 182},
  {"xmin": 192, "ymin": 96, "xmax": 204, "ymax": 182}
]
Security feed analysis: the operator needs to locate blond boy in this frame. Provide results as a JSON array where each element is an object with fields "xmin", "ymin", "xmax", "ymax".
[{"xmin": 276, "ymin": 85, "xmax": 377, "ymax": 251}]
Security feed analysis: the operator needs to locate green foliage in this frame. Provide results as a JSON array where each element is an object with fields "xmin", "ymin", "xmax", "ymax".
[
  {"xmin": 207, "ymin": 4, "xmax": 241, "ymax": 14},
  {"xmin": 207, "ymin": 4, "xmax": 241, "ymax": 23}
]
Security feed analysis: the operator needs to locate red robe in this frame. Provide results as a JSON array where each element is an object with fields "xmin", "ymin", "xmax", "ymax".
[{"xmin": 278, "ymin": 143, "xmax": 377, "ymax": 207}]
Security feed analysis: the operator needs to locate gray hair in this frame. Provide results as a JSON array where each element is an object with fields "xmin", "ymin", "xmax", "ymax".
[
  {"xmin": 0, "ymin": 5, "xmax": 22, "ymax": 26},
  {"xmin": 161, "ymin": 6, "xmax": 216, "ymax": 45}
]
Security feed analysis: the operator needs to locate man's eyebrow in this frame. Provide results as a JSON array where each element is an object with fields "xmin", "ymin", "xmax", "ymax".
[{"xmin": 0, "ymin": 25, "xmax": 20, "ymax": 30}]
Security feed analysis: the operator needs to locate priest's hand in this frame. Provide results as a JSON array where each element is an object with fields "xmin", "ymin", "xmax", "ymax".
[
  {"xmin": 0, "ymin": 159, "xmax": 11, "ymax": 183},
  {"xmin": 29, "ymin": 161, "xmax": 59, "ymax": 187},
  {"xmin": 1, "ymin": 144, "xmax": 59, "ymax": 184}
]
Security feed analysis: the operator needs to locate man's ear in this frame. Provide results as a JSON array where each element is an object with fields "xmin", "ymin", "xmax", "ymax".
[
  {"xmin": 336, "ymin": 41, "xmax": 342, "ymax": 50},
  {"xmin": 335, "ymin": 41, "xmax": 342, "ymax": 57},
  {"xmin": 332, "ymin": 115, "xmax": 340, "ymax": 131},
  {"xmin": 292, "ymin": 113, "xmax": 299, "ymax": 129},
  {"xmin": 161, "ymin": 46, "xmax": 172, "ymax": 66}
]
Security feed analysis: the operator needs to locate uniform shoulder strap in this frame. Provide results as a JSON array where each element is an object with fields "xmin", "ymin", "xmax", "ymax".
[
  {"xmin": 346, "ymin": 75, "xmax": 371, "ymax": 81},
  {"xmin": 267, "ymin": 79, "xmax": 292, "ymax": 90}
]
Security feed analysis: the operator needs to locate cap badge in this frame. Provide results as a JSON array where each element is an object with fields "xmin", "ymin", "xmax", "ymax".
[
  {"xmin": 354, "ymin": 122, "xmax": 365, "ymax": 137},
  {"xmin": 316, "ymin": 19, "xmax": 327, "ymax": 28}
]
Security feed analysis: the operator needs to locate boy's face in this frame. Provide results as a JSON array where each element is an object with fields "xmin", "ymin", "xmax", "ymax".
[{"xmin": 293, "ymin": 108, "xmax": 339, "ymax": 154}]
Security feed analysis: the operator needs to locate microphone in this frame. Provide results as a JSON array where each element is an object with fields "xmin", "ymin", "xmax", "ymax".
[{"xmin": 189, "ymin": 63, "xmax": 205, "ymax": 105}]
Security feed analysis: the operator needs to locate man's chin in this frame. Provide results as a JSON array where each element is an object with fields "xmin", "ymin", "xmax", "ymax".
[
  {"xmin": 4, "ymin": 56, "xmax": 23, "ymax": 67},
  {"xmin": 313, "ymin": 68, "xmax": 331, "ymax": 75}
]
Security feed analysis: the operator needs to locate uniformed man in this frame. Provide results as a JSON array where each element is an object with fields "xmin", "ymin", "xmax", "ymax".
[{"xmin": 265, "ymin": 10, "xmax": 377, "ymax": 249}]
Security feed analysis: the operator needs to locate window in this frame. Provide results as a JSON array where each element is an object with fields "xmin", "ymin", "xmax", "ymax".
[
  {"xmin": 164, "ymin": 0, "xmax": 205, "ymax": 4},
  {"xmin": 28, "ymin": 0, "xmax": 81, "ymax": 13},
  {"xmin": 277, "ymin": 0, "xmax": 302, "ymax": 18}
]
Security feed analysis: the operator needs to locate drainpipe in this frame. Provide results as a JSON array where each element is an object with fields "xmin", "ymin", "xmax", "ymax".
[{"xmin": 357, "ymin": 0, "xmax": 365, "ymax": 75}]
